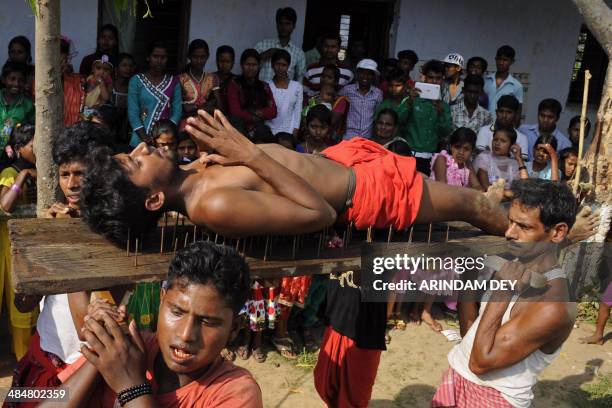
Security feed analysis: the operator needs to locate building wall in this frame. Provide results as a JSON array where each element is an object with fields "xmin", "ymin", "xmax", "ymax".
[
  {"xmin": 393, "ymin": 0, "xmax": 584, "ymax": 124},
  {"xmin": 189, "ymin": 0, "xmax": 307, "ymax": 68},
  {"xmin": 0, "ymin": 0, "xmax": 98, "ymax": 70}
]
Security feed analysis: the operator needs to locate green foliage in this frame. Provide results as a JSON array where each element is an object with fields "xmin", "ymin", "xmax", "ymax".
[
  {"xmin": 26, "ymin": 0, "xmax": 37, "ymax": 17},
  {"xmin": 112, "ymin": 0, "xmax": 162, "ymax": 19},
  {"xmin": 567, "ymin": 374, "xmax": 612, "ymax": 408},
  {"xmin": 295, "ymin": 348, "xmax": 318, "ymax": 370}
]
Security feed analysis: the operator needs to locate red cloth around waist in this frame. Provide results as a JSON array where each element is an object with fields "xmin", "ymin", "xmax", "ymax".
[{"xmin": 322, "ymin": 137, "xmax": 423, "ymax": 230}]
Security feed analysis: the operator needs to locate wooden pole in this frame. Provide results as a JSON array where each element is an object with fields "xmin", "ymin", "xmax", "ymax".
[
  {"xmin": 573, "ymin": 70, "xmax": 592, "ymax": 194},
  {"xmin": 34, "ymin": 0, "xmax": 62, "ymax": 216}
]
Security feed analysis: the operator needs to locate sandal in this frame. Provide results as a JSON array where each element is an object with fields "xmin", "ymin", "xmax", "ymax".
[
  {"xmin": 221, "ymin": 347, "xmax": 236, "ymax": 361},
  {"xmin": 272, "ymin": 336, "xmax": 298, "ymax": 360},
  {"xmin": 236, "ymin": 345, "xmax": 250, "ymax": 360},
  {"xmin": 252, "ymin": 347, "xmax": 266, "ymax": 363}
]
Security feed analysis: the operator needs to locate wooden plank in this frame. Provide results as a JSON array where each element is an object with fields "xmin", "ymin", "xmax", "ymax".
[{"xmin": 9, "ymin": 218, "xmax": 506, "ymax": 295}]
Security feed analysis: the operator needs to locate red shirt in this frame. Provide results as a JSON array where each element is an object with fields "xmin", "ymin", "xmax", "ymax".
[{"xmin": 226, "ymin": 79, "xmax": 277, "ymax": 132}]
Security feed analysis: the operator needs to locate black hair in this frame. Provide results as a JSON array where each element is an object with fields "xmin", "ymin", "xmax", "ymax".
[
  {"xmin": 463, "ymin": 74, "xmax": 484, "ymax": 89},
  {"xmin": 9, "ymin": 124, "xmax": 35, "ymax": 151},
  {"xmin": 1, "ymin": 61, "xmax": 27, "ymax": 79},
  {"xmin": 177, "ymin": 131, "xmax": 193, "ymax": 144},
  {"xmin": 321, "ymin": 33, "xmax": 341, "ymax": 45},
  {"xmin": 449, "ymin": 127, "xmax": 477, "ymax": 148},
  {"xmin": 8, "ymin": 36, "xmax": 32, "ymax": 64},
  {"xmin": 81, "ymin": 146, "xmax": 162, "ymax": 246},
  {"xmin": 271, "ymin": 49, "xmax": 291, "ymax": 66},
  {"xmin": 534, "ymin": 133, "xmax": 558, "ymax": 151},
  {"xmin": 60, "ymin": 38, "xmax": 71, "ymax": 55},
  {"xmin": 538, "ymin": 98, "xmax": 562, "ymax": 118},
  {"xmin": 147, "ymin": 41, "xmax": 169, "ymax": 57},
  {"xmin": 276, "ymin": 132, "xmax": 295, "ymax": 149},
  {"xmin": 96, "ymin": 24, "xmax": 119, "ymax": 56},
  {"xmin": 276, "ymin": 7, "xmax": 297, "ymax": 25},
  {"xmin": 322, "ymin": 64, "xmax": 340, "ymax": 82},
  {"xmin": 306, "ymin": 104, "xmax": 332, "ymax": 126},
  {"xmin": 376, "ymin": 108, "xmax": 398, "ymax": 126},
  {"xmin": 397, "ymin": 50, "xmax": 418, "ymax": 64},
  {"xmin": 237, "ymin": 49, "xmax": 269, "ymax": 111},
  {"xmin": 53, "ymin": 122, "xmax": 111, "ymax": 166},
  {"xmin": 252, "ymin": 124, "xmax": 276, "ymax": 144},
  {"xmin": 216, "ymin": 45, "xmax": 235, "ymax": 59},
  {"xmin": 509, "ymin": 179, "xmax": 577, "ymax": 229},
  {"xmin": 151, "ymin": 119, "xmax": 178, "ymax": 141},
  {"xmin": 494, "ymin": 124, "xmax": 517, "ymax": 145},
  {"xmin": 387, "ymin": 68, "xmax": 407, "ymax": 84},
  {"xmin": 382, "ymin": 58, "xmax": 398, "ymax": 68},
  {"xmin": 117, "ymin": 52, "xmax": 135, "ymax": 66},
  {"xmin": 496, "ymin": 95, "xmax": 520, "ymax": 112},
  {"xmin": 167, "ymin": 241, "xmax": 250, "ymax": 314},
  {"xmin": 568, "ymin": 115, "xmax": 591, "ymax": 140},
  {"xmin": 496, "ymin": 45, "xmax": 516, "ymax": 60},
  {"xmin": 88, "ymin": 105, "xmax": 118, "ymax": 130},
  {"xmin": 421, "ymin": 59, "xmax": 444, "ymax": 76},
  {"xmin": 466, "ymin": 56, "xmax": 488, "ymax": 72},
  {"xmin": 559, "ymin": 147, "xmax": 579, "ymax": 181},
  {"xmin": 188, "ymin": 39, "xmax": 210, "ymax": 57},
  {"xmin": 240, "ymin": 48, "xmax": 260, "ymax": 66}
]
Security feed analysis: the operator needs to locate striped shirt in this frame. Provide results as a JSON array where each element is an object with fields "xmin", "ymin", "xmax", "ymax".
[
  {"xmin": 303, "ymin": 61, "xmax": 354, "ymax": 97},
  {"xmin": 254, "ymin": 39, "xmax": 306, "ymax": 83},
  {"xmin": 339, "ymin": 83, "xmax": 383, "ymax": 139}
]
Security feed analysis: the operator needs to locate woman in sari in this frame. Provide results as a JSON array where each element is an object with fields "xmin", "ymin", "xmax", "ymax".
[
  {"xmin": 127, "ymin": 41, "xmax": 182, "ymax": 147},
  {"xmin": 179, "ymin": 39, "xmax": 219, "ymax": 128}
]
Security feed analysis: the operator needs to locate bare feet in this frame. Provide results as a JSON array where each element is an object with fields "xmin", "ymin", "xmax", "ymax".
[
  {"xmin": 579, "ymin": 334, "xmax": 604, "ymax": 345},
  {"xmin": 474, "ymin": 179, "xmax": 509, "ymax": 235},
  {"xmin": 421, "ymin": 309, "xmax": 443, "ymax": 332},
  {"xmin": 409, "ymin": 307, "xmax": 421, "ymax": 325}
]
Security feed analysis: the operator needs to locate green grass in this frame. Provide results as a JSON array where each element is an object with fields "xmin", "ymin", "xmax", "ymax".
[
  {"xmin": 566, "ymin": 374, "xmax": 612, "ymax": 408},
  {"xmin": 295, "ymin": 348, "xmax": 318, "ymax": 370}
]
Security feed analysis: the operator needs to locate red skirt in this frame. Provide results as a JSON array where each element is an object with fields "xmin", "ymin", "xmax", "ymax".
[{"xmin": 314, "ymin": 327, "xmax": 382, "ymax": 408}]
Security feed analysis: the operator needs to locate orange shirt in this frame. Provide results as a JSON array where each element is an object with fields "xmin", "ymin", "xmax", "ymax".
[{"xmin": 62, "ymin": 333, "xmax": 263, "ymax": 408}]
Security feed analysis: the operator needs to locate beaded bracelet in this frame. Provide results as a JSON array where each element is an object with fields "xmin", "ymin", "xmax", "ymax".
[{"xmin": 117, "ymin": 382, "xmax": 153, "ymax": 407}]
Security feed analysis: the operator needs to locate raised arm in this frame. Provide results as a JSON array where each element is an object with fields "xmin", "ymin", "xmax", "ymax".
[{"xmin": 185, "ymin": 110, "xmax": 336, "ymax": 236}]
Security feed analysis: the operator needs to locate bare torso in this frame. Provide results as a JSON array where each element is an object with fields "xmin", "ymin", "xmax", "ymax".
[{"xmin": 183, "ymin": 144, "xmax": 351, "ymax": 213}]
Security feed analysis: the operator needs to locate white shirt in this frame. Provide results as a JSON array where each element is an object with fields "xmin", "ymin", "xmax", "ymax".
[
  {"xmin": 266, "ymin": 80, "xmax": 303, "ymax": 135},
  {"xmin": 37, "ymin": 294, "xmax": 82, "ymax": 364},
  {"xmin": 476, "ymin": 123, "xmax": 529, "ymax": 160}
]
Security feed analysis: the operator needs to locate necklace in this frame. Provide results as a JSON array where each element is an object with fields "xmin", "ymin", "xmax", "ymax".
[{"xmin": 189, "ymin": 68, "xmax": 204, "ymax": 83}]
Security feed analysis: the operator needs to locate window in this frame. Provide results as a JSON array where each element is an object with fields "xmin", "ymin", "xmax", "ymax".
[
  {"xmin": 338, "ymin": 14, "xmax": 351, "ymax": 61},
  {"xmin": 567, "ymin": 25, "xmax": 608, "ymax": 104}
]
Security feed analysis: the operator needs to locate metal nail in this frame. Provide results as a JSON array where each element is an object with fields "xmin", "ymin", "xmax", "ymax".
[
  {"xmin": 193, "ymin": 226, "xmax": 197, "ymax": 243},
  {"xmin": 264, "ymin": 236, "xmax": 270, "ymax": 261},
  {"xmin": 160, "ymin": 226, "xmax": 165, "ymax": 253},
  {"xmin": 427, "ymin": 223, "xmax": 433, "ymax": 246},
  {"xmin": 126, "ymin": 228, "xmax": 130, "ymax": 256},
  {"xmin": 134, "ymin": 238, "xmax": 139, "ymax": 267}
]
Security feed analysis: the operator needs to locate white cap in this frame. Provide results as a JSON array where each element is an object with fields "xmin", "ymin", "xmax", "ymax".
[
  {"xmin": 356, "ymin": 58, "xmax": 379, "ymax": 75},
  {"xmin": 443, "ymin": 53, "xmax": 464, "ymax": 69}
]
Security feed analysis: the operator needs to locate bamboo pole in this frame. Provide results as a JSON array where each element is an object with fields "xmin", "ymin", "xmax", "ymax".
[{"xmin": 573, "ymin": 70, "xmax": 592, "ymax": 194}]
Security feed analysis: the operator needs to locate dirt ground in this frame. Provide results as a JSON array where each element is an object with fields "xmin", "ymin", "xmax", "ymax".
[{"xmin": 1, "ymin": 316, "xmax": 610, "ymax": 407}]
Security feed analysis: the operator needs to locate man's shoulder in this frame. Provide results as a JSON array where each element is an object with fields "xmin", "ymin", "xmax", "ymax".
[
  {"xmin": 506, "ymin": 74, "xmax": 523, "ymax": 87},
  {"xmin": 205, "ymin": 360, "xmax": 262, "ymax": 404},
  {"xmin": 518, "ymin": 123, "xmax": 537, "ymax": 133}
]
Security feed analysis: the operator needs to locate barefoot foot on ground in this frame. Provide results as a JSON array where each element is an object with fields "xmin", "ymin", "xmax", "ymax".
[
  {"xmin": 579, "ymin": 334, "xmax": 604, "ymax": 345},
  {"xmin": 421, "ymin": 310, "xmax": 443, "ymax": 332}
]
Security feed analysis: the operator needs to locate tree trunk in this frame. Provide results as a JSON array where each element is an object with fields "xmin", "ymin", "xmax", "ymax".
[
  {"xmin": 34, "ymin": 0, "xmax": 62, "ymax": 217},
  {"xmin": 565, "ymin": 0, "xmax": 611, "ymax": 298}
]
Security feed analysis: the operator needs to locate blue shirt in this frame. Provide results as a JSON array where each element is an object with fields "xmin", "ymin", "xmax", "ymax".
[
  {"xmin": 484, "ymin": 73, "xmax": 523, "ymax": 119},
  {"xmin": 518, "ymin": 124, "xmax": 572, "ymax": 161},
  {"xmin": 525, "ymin": 161, "xmax": 562, "ymax": 181},
  {"xmin": 339, "ymin": 83, "xmax": 383, "ymax": 139}
]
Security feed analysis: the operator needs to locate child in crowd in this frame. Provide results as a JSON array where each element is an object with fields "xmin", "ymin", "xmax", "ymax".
[
  {"xmin": 473, "ymin": 125, "xmax": 519, "ymax": 189},
  {"xmin": 84, "ymin": 55, "xmax": 113, "ymax": 110},
  {"xmin": 0, "ymin": 125, "xmax": 37, "ymax": 360},
  {"xmin": 149, "ymin": 119, "xmax": 178, "ymax": 153},
  {"xmin": 177, "ymin": 132, "xmax": 198, "ymax": 163},
  {"xmin": 276, "ymin": 132, "xmax": 295, "ymax": 150},
  {"xmin": 432, "ymin": 127, "xmax": 483, "ymax": 190},
  {"xmin": 466, "ymin": 56, "xmax": 489, "ymax": 108},
  {"xmin": 519, "ymin": 133, "xmax": 560, "ymax": 181},
  {"xmin": 568, "ymin": 115, "xmax": 592, "ymax": 150},
  {"xmin": 1, "ymin": 62, "xmax": 34, "ymax": 164},
  {"xmin": 559, "ymin": 147, "xmax": 579, "ymax": 183},
  {"xmin": 266, "ymin": 50, "xmax": 302, "ymax": 137},
  {"xmin": 297, "ymin": 104, "xmax": 332, "ymax": 154},
  {"xmin": 302, "ymin": 83, "xmax": 348, "ymax": 143},
  {"xmin": 376, "ymin": 69, "xmax": 410, "ymax": 141},
  {"xmin": 112, "ymin": 53, "xmax": 136, "ymax": 145},
  {"xmin": 213, "ymin": 45, "xmax": 236, "ymax": 113}
]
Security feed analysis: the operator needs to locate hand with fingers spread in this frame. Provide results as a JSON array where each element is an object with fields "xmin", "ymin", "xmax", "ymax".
[
  {"xmin": 87, "ymin": 298, "xmax": 128, "ymax": 326},
  {"xmin": 185, "ymin": 109, "xmax": 261, "ymax": 166},
  {"xmin": 568, "ymin": 206, "xmax": 601, "ymax": 243},
  {"xmin": 80, "ymin": 312, "xmax": 147, "ymax": 393}
]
